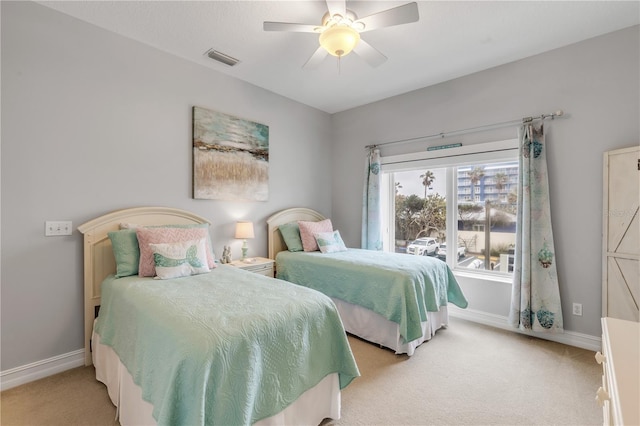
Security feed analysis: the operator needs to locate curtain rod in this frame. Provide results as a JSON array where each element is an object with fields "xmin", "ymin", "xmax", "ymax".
[{"xmin": 365, "ymin": 110, "xmax": 565, "ymax": 150}]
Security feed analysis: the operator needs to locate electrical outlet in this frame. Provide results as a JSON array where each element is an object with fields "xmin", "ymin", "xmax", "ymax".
[
  {"xmin": 572, "ymin": 303, "xmax": 583, "ymax": 316},
  {"xmin": 45, "ymin": 221, "xmax": 73, "ymax": 236}
]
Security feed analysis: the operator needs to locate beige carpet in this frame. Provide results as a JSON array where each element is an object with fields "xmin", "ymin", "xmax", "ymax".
[{"xmin": 1, "ymin": 317, "xmax": 602, "ymax": 426}]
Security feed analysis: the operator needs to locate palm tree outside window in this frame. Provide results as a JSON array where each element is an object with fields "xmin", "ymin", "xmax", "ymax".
[
  {"xmin": 494, "ymin": 172, "xmax": 508, "ymax": 202},
  {"xmin": 420, "ymin": 170, "xmax": 435, "ymax": 198},
  {"xmin": 468, "ymin": 167, "xmax": 485, "ymax": 201}
]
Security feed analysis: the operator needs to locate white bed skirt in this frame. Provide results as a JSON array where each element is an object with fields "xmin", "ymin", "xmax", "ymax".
[
  {"xmin": 331, "ymin": 298, "xmax": 449, "ymax": 356},
  {"xmin": 92, "ymin": 331, "xmax": 341, "ymax": 426}
]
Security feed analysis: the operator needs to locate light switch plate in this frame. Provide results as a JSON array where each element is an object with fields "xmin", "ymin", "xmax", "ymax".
[{"xmin": 45, "ymin": 221, "xmax": 73, "ymax": 236}]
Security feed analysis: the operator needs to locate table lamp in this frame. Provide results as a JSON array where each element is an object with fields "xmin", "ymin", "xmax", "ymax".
[{"xmin": 235, "ymin": 221, "xmax": 255, "ymax": 260}]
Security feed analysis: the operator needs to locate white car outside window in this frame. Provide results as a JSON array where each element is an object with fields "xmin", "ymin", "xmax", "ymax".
[
  {"xmin": 436, "ymin": 243, "xmax": 466, "ymax": 260},
  {"xmin": 406, "ymin": 238, "xmax": 438, "ymax": 256}
]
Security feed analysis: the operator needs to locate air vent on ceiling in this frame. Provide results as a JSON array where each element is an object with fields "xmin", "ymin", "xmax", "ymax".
[{"xmin": 204, "ymin": 49, "xmax": 240, "ymax": 67}]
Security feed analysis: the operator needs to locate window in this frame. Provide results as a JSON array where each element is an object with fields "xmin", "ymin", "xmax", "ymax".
[
  {"xmin": 381, "ymin": 140, "xmax": 518, "ymax": 276},
  {"xmin": 472, "ymin": 224, "xmax": 485, "ymax": 232}
]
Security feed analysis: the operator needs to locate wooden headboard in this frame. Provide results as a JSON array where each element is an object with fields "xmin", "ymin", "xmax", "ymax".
[
  {"xmin": 266, "ymin": 207, "xmax": 326, "ymax": 260},
  {"xmin": 77, "ymin": 206, "xmax": 210, "ymax": 366}
]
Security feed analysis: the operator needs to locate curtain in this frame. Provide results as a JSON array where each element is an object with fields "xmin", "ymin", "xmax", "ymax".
[
  {"xmin": 362, "ymin": 148, "xmax": 382, "ymax": 250},
  {"xmin": 509, "ymin": 124, "xmax": 564, "ymax": 332}
]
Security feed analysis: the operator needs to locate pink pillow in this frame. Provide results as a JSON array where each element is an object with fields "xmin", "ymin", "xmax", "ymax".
[
  {"xmin": 298, "ymin": 219, "xmax": 333, "ymax": 252},
  {"xmin": 136, "ymin": 227, "xmax": 216, "ymax": 277}
]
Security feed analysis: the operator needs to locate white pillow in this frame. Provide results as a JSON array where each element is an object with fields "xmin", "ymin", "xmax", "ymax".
[
  {"xmin": 149, "ymin": 238, "xmax": 210, "ymax": 279},
  {"xmin": 314, "ymin": 230, "xmax": 347, "ymax": 254}
]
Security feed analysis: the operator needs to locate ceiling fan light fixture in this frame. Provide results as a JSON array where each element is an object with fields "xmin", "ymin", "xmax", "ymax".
[
  {"xmin": 319, "ymin": 25, "xmax": 360, "ymax": 57},
  {"xmin": 352, "ymin": 21, "xmax": 366, "ymax": 31},
  {"xmin": 263, "ymin": 2, "xmax": 419, "ymax": 68}
]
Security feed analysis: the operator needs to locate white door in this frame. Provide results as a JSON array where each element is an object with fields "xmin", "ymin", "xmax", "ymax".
[{"xmin": 603, "ymin": 146, "xmax": 640, "ymax": 321}]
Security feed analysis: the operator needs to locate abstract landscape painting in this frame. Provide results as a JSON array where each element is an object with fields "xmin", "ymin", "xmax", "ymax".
[{"xmin": 193, "ymin": 106, "xmax": 269, "ymax": 201}]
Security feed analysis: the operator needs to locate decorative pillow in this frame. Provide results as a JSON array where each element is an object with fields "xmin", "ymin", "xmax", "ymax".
[
  {"xmin": 122, "ymin": 222, "xmax": 216, "ymax": 260},
  {"xmin": 278, "ymin": 222, "xmax": 303, "ymax": 252},
  {"xmin": 315, "ymin": 230, "xmax": 348, "ymax": 254},
  {"xmin": 153, "ymin": 224, "xmax": 216, "ymax": 262},
  {"xmin": 298, "ymin": 219, "xmax": 333, "ymax": 252},
  {"xmin": 108, "ymin": 229, "xmax": 140, "ymax": 277},
  {"xmin": 136, "ymin": 227, "xmax": 216, "ymax": 277},
  {"xmin": 149, "ymin": 238, "xmax": 210, "ymax": 279}
]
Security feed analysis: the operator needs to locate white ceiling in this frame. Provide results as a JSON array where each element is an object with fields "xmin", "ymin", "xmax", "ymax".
[{"xmin": 37, "ymin": 1, "xmax": 639, "ymax": 114}]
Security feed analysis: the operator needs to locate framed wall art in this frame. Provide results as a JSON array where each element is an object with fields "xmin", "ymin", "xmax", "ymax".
[{"xmin": 192, "ymin": 106, "xmax": 269, "ymax": 201}]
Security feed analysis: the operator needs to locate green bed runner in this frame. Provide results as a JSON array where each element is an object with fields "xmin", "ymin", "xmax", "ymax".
[{"xmin": 95, "ymin": 266, "xmax": 359, "ymax": 425}]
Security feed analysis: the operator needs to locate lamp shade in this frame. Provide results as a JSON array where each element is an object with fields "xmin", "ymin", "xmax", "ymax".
[
  {"xmin": 235, "ymin": 221, "xmax": 255, "ymax": 239},
  {"xmin": 319, "ymin": 25, "xmax": 360, "ymax": 57}
]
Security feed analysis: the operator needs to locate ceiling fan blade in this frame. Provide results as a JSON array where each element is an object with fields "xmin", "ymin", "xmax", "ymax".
[
  {"xmin": 326, "ymin": 0, "xmax": 346, "ymax": 18},
  {"xmin": 353, "ymin": 39, "xmax": 387, "ymax": 67},
  {"xmin": 355, "ymin": 2, "xmax": 419, "ymax": 33},
  {"xmin": 303, "ymin": 46, "xmax": 329, "ymax": 69},
  {"xmin": 263, "ymin": 22, "xmax": 319, "ymax": 33}
]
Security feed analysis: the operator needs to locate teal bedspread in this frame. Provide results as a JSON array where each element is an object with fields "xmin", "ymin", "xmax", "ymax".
[
  {"xmin": 94, "ymin": 265, "xmax": 359, "ymax": 426},
  {"xmin": 276, "ymin": 249, "xmax": 468, "ymax": 343}
]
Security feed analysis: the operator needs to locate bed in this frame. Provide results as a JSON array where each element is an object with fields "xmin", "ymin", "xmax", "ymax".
[
  {"xmin": 266, "ymin": 207, "xmax": 468, "ymax": 356},
  {"xmin": 78, "ymin": 206, "xmax": 359, "ymax": 426}
]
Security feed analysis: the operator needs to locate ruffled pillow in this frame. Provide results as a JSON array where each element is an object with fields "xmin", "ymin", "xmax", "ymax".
[
  {"xmin": 150, "ymin": 238, "xmax": 210, "ymax": 279},
  {"xmin": 298, "ymin": 219, "xmax": 333, "ymax": 252}
]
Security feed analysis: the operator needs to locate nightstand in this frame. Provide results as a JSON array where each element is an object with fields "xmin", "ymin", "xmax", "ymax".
[{"xmin": 228, "ymin": 257, "xmax": 275, "ymax": 277}]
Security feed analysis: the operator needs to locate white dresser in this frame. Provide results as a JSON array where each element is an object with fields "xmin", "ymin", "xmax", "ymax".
[{"xmin": 595, "ymin": 317, "xmax": 639, "ymax": 425}]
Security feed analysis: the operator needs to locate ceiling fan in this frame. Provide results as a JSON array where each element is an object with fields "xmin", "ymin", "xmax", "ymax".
[{"xmin": 263, "ymin": 1, "xmax": 419, "ymax": 69}]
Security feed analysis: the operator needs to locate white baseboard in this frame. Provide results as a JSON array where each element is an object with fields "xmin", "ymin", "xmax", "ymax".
[
  {"xmin": 449, "ymin": 307, "xmax": 602, "ymax": 351},
  {"xmin": 0, "ymin": 349, "xmax": 85, "ymax": 391}
]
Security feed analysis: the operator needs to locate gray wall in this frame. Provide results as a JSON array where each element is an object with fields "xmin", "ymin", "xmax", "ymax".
[
  {"xmin": 330, "ymin": 25, "xmax": 640, "ymax": 338},
  {"xmin": 1, "ymin": 1, "xmax": 332, "ymax": 371}
]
